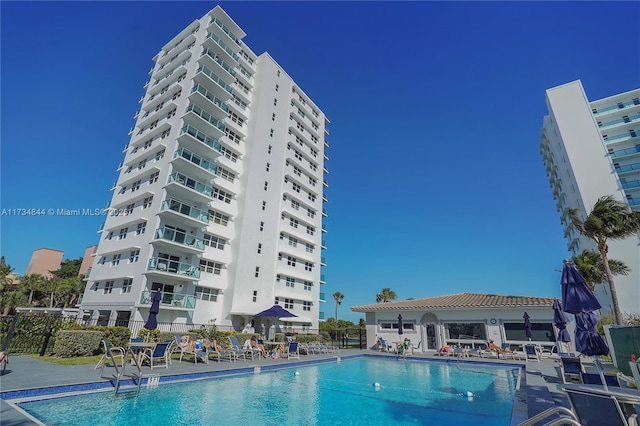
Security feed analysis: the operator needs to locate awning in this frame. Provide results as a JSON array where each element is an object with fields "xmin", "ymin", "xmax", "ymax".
[{"xmin": 279, "ymin": 316, "xmax": 312, "ymax": 323}]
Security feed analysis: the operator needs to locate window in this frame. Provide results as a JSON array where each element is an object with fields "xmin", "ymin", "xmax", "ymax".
[
  {"xmin": 306, "ymin": 243, "xmax": 314, "ymax": 253},
  {"xmin": 272, "ymin": 113, "xmax": 276, "ymax": 121},
  {"xmin": 136, "ymin": 221, "xmax": 146, "ymax": 235},
  {"xmin": 228, "ymin": 111, "xmax": 244, "ymax": 127},
  {"xmin": 216, "ymin": 167, "xmax": 235, "ymax": 182},
  {"xmin": 308, "ymin": 194, "xmax": 316, "ymax": 202},
  {"xmin": 259, "ymin": 221, "xmax": 264, "ymax": 231},
  {"xmin": 295, "ymin": 151, "xmax": 303, "ymax": 161},
  {"xmin": 268, "ymin": 145, "xmax": 272, "ymax": 154},
  {"xmin": 286, "ymin": 277, "xmax": 295, "ymax": 288},
  {"xmin": 292, "ymin": 183, "xmax": 301, "ymax": 193},
  {"xmin": 112, "ymin": 254, "xmax": 121, "ymax": 266},
  {"xmin": 253, "ymin": 290, "xmax": 258, "ymax": 302},
  {"xmin": 195, "ymin": 287, "xmax": 219, "ymax": 302},
  {"xmin": 143, "ymin": 196, "xmax": 153, "ymax": 208},
  {"xmin": 199, "ymin": 259, "xmax": 222, "ymax": 275},
  {"xmin": 266, "ymin": 162, "xmax": 270, "ymax": 172},
  {"xmin": 131, "ymin": 180, "xmax": 141, "ymax": 192},
  {"xmin": 307, "ymin": 209, "xmax": 316, "ymax": 219},
  {"xmin": 504, "ymin": 322, "xmax": 555, "ymax": 342},
  {"xmin": 106, "ymin": 231, "xmax": 114, "ymax": 240},
  {"xmin": 305, "ymin": 262, "xmax": 313, "ymax": 271},
  {"xmin": 291, "ymin": 200, "xmax": 300, "ymax": 210},
  {"xmin": 209, "ymin": 210, "xmax": 229, "ymax": 226},
  {"xmin": 275, "ymin": 84, "xmax": 279, "ymax": 91},
  {"xmin": 118, "ymin": 228, "xmax": 128, "ymax": 240},
  {"xmin": 443, "ymin": 322, "xmax": 487, "ymax": 341},
  {"xmin": 156, "ymin": 150, "xmax": 165, "ymax": 162},
  {"xmin": 161, "ymin": 129, "xmax": 170, "ymax": 139},
  {"xmin": 129, "ymin": 250, "xmax": 140, "ymax": 263},
  {"xmin": 104, "ymin": 280, "xmax": 114, "ymax": 294},
  {"xmin": 303, "ymin": 301, "xmax": 311, "ymax": 311},
  {"xmin": 262, "ymin": 201, "xmax": 266, "ymax": 211},
  {"xmin": 143, "ymin": 139, "xmax": 152, "ymax": 149},
  {"xmin": 306, "ymin": 225, "xmax": 315, "ymax": 236},
  {"xmin": 149, "ymin": 172, "xmax": 159, "ymax": 184},
  {"xmin": 257, "ymin": 243, "xmax": 262, "ymax": 254},
  {"xmin": 303, "ymin": 281, "xmax": 312, "ymax": 291},
  {"xmin": 289, "ymin": 237, "xmax": 298, "ymax": 247},
  {"xmin": 124, "ymin": 204, "xmax": 134, "ymax": 215},
  {"xmin": 273, "ymin": 98, "xmax": 278, "ymax": 106},
  {"xmin": 264, "ymin": 181, "xmax": 269, "ymax": 191},
  {"xmin": 284, "ymin": 298, "xmax": 294, "ymax": 309},
  {"xmin": 293, "ymin": 166, "xmax": 302, "ymax": 176},
  {"xmin": 204, "ymin": 234, "xmax": 226, "ymax": 249},
  {"xmin": 287, "ymin": 256, "xmax": 296, "ymax": 267},
  {"xmin": 122, "ymin": 279, "xmax": 132, "ymax": 294},
  {"xmin": 277, "ymin": 70, "xmax": 280, "ymax": 77},
  {"xmin": 93, "ymin": 282, "xmax": 100, "ymax": 292},
  {"xmin": 270, "ymin": 129, "xmax": 274, "ymax": 137},
  {"xmin": 290, "ymin": 218, "xmax": 298, "ymax": 228},
  {"xmin": 255, "ymin": 267, "xmax": 260, "ymax": 278},
  {"xmin": 213, "ymin": 187, "xmax": 232, "ymax": 204}
]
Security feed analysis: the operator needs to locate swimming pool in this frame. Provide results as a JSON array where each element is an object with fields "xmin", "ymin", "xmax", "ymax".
[{"xmin": 18, "ymin": 358, "xmax": 521, "ymax": 425}]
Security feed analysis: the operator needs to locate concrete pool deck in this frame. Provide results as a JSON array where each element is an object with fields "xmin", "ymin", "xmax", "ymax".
[{"xmin": 0, "ymin": 350, "xmax": 628, "ymax": 425}]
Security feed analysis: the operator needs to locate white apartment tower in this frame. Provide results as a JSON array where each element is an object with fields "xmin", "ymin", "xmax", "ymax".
[
  {"xmin": 80, "ymin": 6, "xmax": 329, "ymax": 332},
  {"xmin": 540, "ymin": 80, "xmax": 640, "ymax": 317}
]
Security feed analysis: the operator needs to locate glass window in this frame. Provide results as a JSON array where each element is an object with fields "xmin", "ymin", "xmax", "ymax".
[
  {"xmin": 503, "ymin": 322, "xmax": 555, "ymax": 342},
  {"xmin": 443, "ymin": 322, "xmax": 487, "ymax": 340}
]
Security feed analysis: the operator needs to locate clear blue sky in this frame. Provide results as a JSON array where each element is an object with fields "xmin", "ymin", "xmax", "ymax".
[{"xmin": 1, "ymin": 2, "xmax": 639, "ymax": 322}]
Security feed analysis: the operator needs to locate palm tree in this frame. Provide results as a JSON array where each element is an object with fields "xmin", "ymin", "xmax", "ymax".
[
  {"xmin": 375, "ymin": 288, "xmax": 397, "ymax": 303},
  {"xmin": 333, "ymin": 292, "xmax": 344, "ymax": 331},
  {"xmin": 569, "ymin": 195, "xmax": 640, "ymax": 324},
  {"xmin": 19, "ymin": 274, "xmax": 46, "ymax": 305},
  {"xmin": 572, "ymin": 249, "xmax": 630, "ymax": 294}
]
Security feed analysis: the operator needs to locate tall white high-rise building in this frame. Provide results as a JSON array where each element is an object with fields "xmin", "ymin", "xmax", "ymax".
[
  {"xmin": 80, "ymin": 6, "xmax": 329, "ymax": 332},
  {"xmin": 540, "ymin": 80, "xmax": 640, "ymax": 317}
]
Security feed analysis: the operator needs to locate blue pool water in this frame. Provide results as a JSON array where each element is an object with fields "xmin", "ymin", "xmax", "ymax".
[{"xmin": 20, "ymin": 358, "xmax": 520, "ymax": 425}]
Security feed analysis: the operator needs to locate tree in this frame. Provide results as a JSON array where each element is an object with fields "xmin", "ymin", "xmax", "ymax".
[
  {"xmin": 569, "ymin": 195, "xmax": 640, "ymax": 324},
  {"xmin": 358, "ymin": 318, "xmax": 366, "ymax": 328},
  {"xmin": 19, "ymin": 274, "xmax": 47, "ymax": 305},
  {"xmin": 333, "ymin": 292, "xmax": 344, "ymax": 331},
  {"xmin": 51, "ymin": 257, "xmax": 83, "ymax": 279},
  {"xmin": 375, "ymin": 288, "xmax": 397, "ymax": 303},
  {"xmin": 2, "ymin": 291, "xmax": 27, "ymax": 315},
  {"xmin": 572, "ymin": 249, "xmax": 629, "ymax": 293}
]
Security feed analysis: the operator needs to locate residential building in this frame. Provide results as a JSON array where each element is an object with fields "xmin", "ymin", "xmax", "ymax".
[
  {"xmin": 79, "ymin": 6, "xmax": 329, "ymax": 331},
  {"xmin": 25, "ymin": 248, "xmax": 64, "ymax": 279},
  {"xmin": 78, "ymin": 245, "xmax": 97, "ymax": 277},
  {"xmin": 351, "ymin": 293, "xmax": 558, "ymax": 352},
  {"xmin": 540, "ymin": 80, "xmax": 640, "ymax": 317}
]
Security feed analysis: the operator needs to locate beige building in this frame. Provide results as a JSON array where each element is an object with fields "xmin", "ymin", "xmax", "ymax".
[
  {"xmin": 78, "ymin": 245, "xmax": 97, "ymax": 277},
  {"xmin": 25, "ymin": 248, "xmax": 64, "ymax": 278}
]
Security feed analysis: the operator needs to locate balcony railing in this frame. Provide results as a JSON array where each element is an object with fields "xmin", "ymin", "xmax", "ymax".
[
  {"xmin": 628, "ymin": 197, "xmax": 640, "ymax": 206},
  {"xmin": 615, "ymin": 162, "xmax": 640, "ymax": 174},
  {"xmin": 190, "ymin": 84, "xmax": 229, "ymax": 113},
  {"xmin": 140, "ymin": 290, "xmax": 196, "ymax": 309},
  {"xmin": 319, "ymin": 292, "xmax": 325, "ymax": 302},
  {"xmin": 599, "ymin": 113, "xmax": 640, "ymax": 129},
  {"xmin": 209, "ymin": 16, "xmax": 241, "ymax": 45},
  {"xmin": 155, "ymin": 227, "xmax": 205, "ymax": 250},
  {"xmin": 195, "ymin": 65, "xmax": 233, "ymax": 94},
  {"xmin": 610, "ymin": 146, "xmax": 640, "ymax": 159},
  {"xmin": 161, "ymin": 199, "xmax": 209, "ymax": 223},
  {"xmin": 186, "ymin": 103, "xmax": 226, "ymax": 133},
  {"xmin": 204, "ymin": 32, "xmax": 239, "ymax": 61},
  {"xmin": 180, "ymin": 124, "xmax": 222, "ymax": 151},
  {"xmin": 593, "ymin": 100, "xmax": 640, "ymax": 116},
  {"xmin": 147, "ymin": 257, "xmax": 201, "ymax": 278},
  {"xmin": 168, "ymin": 172, "xmax": 214, "ymax": 198},
  {"xmin": 174, "ymin": 147, "xmax": 217, "ymax": 174}
]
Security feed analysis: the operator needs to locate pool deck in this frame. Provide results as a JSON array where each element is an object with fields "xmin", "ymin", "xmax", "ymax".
[{"xmin": 0, "ymin": 350, "xmax": 630, "ymax": 425}]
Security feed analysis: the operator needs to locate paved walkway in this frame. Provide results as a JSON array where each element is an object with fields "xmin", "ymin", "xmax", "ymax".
[{"xmin": 0, "ymin": 350, "xmax": 630, "ymax": 425}]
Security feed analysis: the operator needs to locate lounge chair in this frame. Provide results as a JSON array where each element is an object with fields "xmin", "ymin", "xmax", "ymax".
[
  {"xmin": 561, "ymin": 356, "xmax": 585, "ymax": 384},
  {"xmin": 524, "ymin": 344, "xmax": 541, "ymax": 362},
  {"xmin": 95, "ymin": 339, "xmax": 125, "ymax": 370},
  {"xmin": 225, "ymin": 337, "xmax": 246, "ymax": 361},
  {"xmin": 581, "ymin": 372, "xmax": 621, "ymax": 387},
  {"xmin": 141, "ymin": 341, "xmax": 173, "ymax": 369},
  {"xmin": 287, "ymin": 341, "xmax": 300, "ymax": 360},
  {"xmin": 629, "ymin": 362, "xmax": 640, "ymax": 390},
  {"xmin": 565, "ymin": 388, "xmax": 639, "ymax": 426},
  {"xmin": 378, "ymin": 338, "xmax": 390, "ymax": 352},
  {"xmin": 207, "ymin": 343, "xmax": 235, "ymax": 362},
  {"xmin": 230, "ymin": 336, "xmax": 260, "ymax": 360},
  {"xmin": 178, "ymin": 339, "xmax": 208, "ymax": 365}
]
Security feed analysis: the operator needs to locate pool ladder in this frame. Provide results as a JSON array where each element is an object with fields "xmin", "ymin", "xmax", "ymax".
[{"xmin": 98, "ymin": 347, "xmax": 150, "ymax": 397}]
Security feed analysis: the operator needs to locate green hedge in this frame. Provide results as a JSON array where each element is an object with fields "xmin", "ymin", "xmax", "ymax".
[{"xmin": 54, "ymin": 330, "xmax": 104, "ymax": 357}]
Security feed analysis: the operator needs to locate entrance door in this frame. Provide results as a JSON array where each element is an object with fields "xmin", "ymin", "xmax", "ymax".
[{"xmin": 425, "ymin": 324, "xmax": 437, "ymax": 350}]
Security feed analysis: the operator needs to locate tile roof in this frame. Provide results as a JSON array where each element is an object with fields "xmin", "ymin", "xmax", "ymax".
[{"xmin": 351, "ymin": 292, "xmax": 556, "ymax": 312}]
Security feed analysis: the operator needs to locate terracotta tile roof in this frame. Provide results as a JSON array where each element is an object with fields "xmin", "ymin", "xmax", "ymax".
[{"xmin": 351, "ymin": 292, "xmax": 556, "ymax": 312}]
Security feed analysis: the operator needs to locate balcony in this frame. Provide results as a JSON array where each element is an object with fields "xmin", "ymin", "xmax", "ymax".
[
  {"xmin": 140, "ymin": 290, "xmax": 196, "ymax": 310},
  {"xmin": 174, "ymin": 147, "xmax": 217, "ymax": 175},
  {"xmin": 319, "ymin": 292, "xmax": 325, "ymax": 302},
  {"xmin": 599, "ymin": 113, "xmax": 640, "ymax": 130},
  {"xmin": 160, "ymin": 199, "xmax": 209, "ymax": 225},
  {"xmin": 320, "ymin": 274, "xmax": 326, "ymax": 284},
  {"xmin": 628, "ymin": 197, "xmax": 640, "ymax": 206},
  {"xmin": 154, "ymin": 227, "xmax": 205, "ymax": 251},
  {"xmin": 179, "ymin": 124, "xmax": 222, "ymax": 156},
  {"xmin": 615, "ymin": 162, "xmax": 640, "ymax": 174},
  {"xmin": 622, "ymin": 179, "xmax": 640, "ymax": 190},
  {"xmin": 184, "ymin": 103, "xmax": 226, "ymax": 137},
  {"xmin": 189, "ymin": 84, "xmax": 229, "ymax": 116},
  {"xmin": 203, "ymin": 31, "xmax": 239, "ymax": 63},
  {"xmin": 147, "ymin": 257, "xmax": 201, "ymax": 279},
  {"xmin": 167, "ymin": 172, "xmax": 214, "ymax": 202},
  {"xmin": 593, "ymin": 100, "xmax": 640, "ymax": 116},
  {"xmin": 610, "ymin": 145, "xmax": 640, "ymax": 159},
  {"xmin": 194, "ymin": 65, "xmax": 233, "ymax": 97}
]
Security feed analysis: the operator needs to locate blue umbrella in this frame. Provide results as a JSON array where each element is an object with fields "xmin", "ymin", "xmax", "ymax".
[
  {"xmin": 552, "ymin": 299, "xmax": 571, "ymax": 350},
  {"xmin": 523, "ymin": 312, "xmax": 532, "ymax": 341},
  {"xmin": 574, "ymin": 312, "xmax": 609, "ymax": 357},
  {"xmin": 254, "ymin": 305, "xmax": 297, "ymax": 319},
  {"xmin": 397, "ymin": 314, "xmax": 404, "ymax": 336},
  {"xmin": 560, "ymin": 261, "xmax": 601, "ymax": 314},
  {"xmin": 144, "ymin": 291, "xmax": 162, "ymax": 330}
]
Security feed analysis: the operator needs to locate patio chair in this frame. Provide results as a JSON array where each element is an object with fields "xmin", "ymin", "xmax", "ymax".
[
  {"xmin": 524, "ymin": 344, "xmax": 541, "ymax": 362},
  {"xmin": 580, "ymin": 372, "xmax": 621, "ymax": 387},
  {"xmin": 565, "ymin": 388, "xmax": 639, "ymax": 426},
  {"xmin": 287, "ymin": 341, "xmax": 300, "ymax": 360},
  {"xmin": 560, "ymin": 356, "xmax": 585, "ymax": 384},
  {"xmin": 378, "ymin": 338, "xmax": 390, "ymax": 352},
  {"xmin": 0, "ymin": 350, "xmax": 8, "ymax": 373},
  {"xmin": 629, "ymin": 362, "xmax": 640, "ymax": 389},
  {"xmin": 141, "ymin": 342, "xmax": 172, "ymax": 369},
  {"xmin": 225, "ymin": 337, "xmax": 246, "ymax": 361},
  {"xmin": 95, "ymin": 339, "xmax": 125, "ymax": 370},
  {"xmin": 178, "ymin": 339, "xmax": 208, "ymax": 365},
  {"xmin": 207, "ymin": 341, "xmax": 235, "ymax": 362}
]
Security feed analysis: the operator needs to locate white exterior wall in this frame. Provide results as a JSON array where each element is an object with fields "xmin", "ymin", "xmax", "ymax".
[
  {"xmin": 80, "ymin": 6, "xmax": 327, "ymax": 332},
  {"xmin": 541, "ymin": 80, "xmax": 640, "ymax": 317}
]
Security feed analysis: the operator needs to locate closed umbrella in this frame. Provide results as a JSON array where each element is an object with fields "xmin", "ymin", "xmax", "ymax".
[
  {"xmin": 144, "ymin": 291, "xmax": 162, "ymax": 330},
  {"xmin": 559, "ymin": 261, "xmax": 610, "ymax": 390},
  {"xmin": 397, "ymin": 314, "xmax": 404, "ymax": 337},
  {"xmin": 523, "ymin": 312, "xmax": 532, "ymax": 341},
  {"xmin": 552, "ymin": 299, "xmax": 571, "ymax": 353}
]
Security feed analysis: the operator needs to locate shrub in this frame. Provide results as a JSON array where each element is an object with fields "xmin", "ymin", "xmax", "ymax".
[
  {"xmin": 136, "ymin": 328, "xmax": 160, "ymax": 342},
  {"xmin": 54, "ymin": 330, "xmax": 104, "ymax": 357}
]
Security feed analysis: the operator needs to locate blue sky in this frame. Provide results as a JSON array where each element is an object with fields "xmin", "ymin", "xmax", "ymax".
[{"xmin": 1, "ymin": 2, "xmax": 639, "ymax": 322}]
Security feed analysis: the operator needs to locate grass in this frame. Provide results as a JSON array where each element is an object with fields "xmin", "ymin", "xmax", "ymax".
[{"xmin": 27, "ymin": 354, "xmax": 102, "ymax": 366}]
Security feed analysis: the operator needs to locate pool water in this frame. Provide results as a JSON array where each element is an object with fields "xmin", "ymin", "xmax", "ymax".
[{"xmin": 20, "ymin": 358, "xmax": 520, "ymax": 425}]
